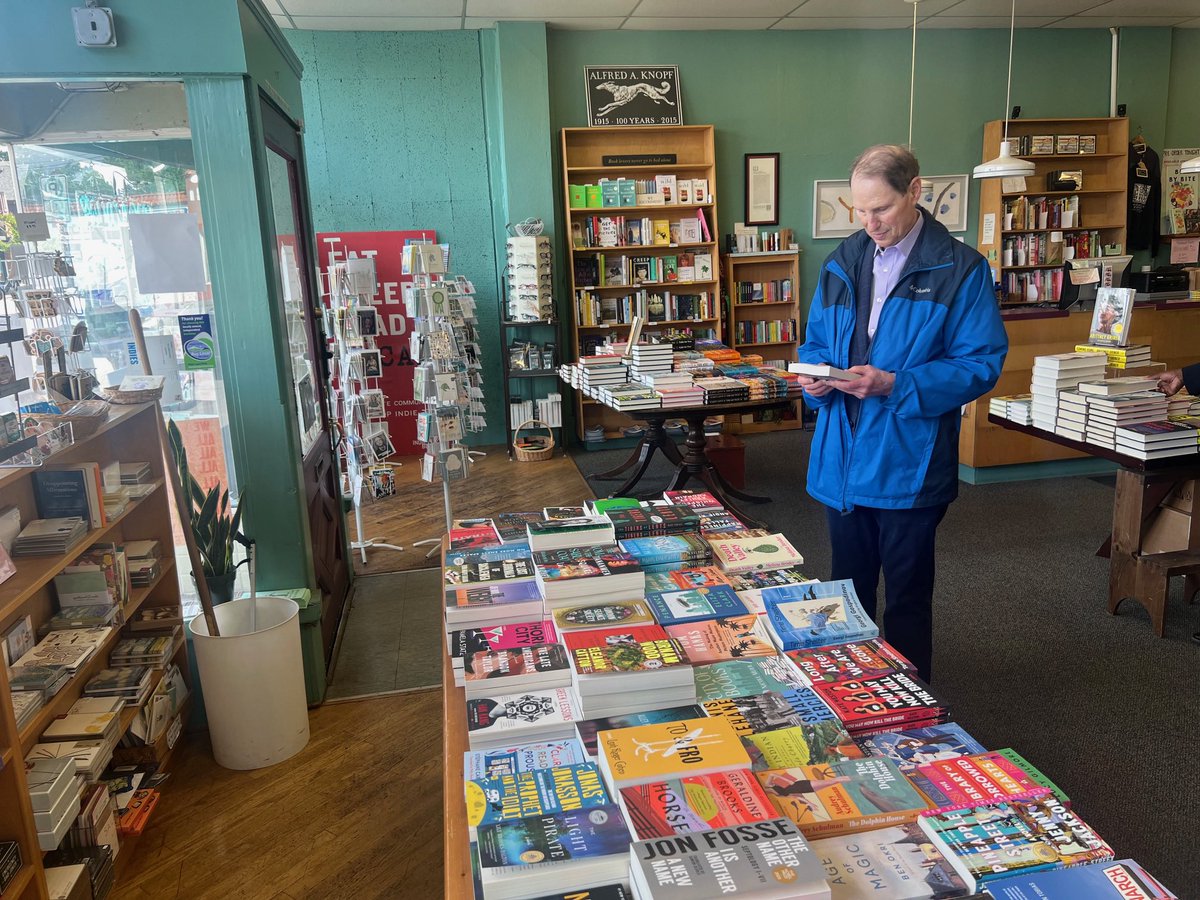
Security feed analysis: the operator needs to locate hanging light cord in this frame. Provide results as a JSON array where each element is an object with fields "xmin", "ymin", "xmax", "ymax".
[
  {"xmin": 1002, "ymin": 0, "xmax": 1016, "ymax": 145},
  {"xmin": 908, "ymin": 0, "xmax": 918, "ymax": 147}
]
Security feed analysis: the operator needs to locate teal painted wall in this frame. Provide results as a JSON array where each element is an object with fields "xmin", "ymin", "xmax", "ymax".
[
  {"xmin": 0, "ymin": 0, "xmax": 245, "ymax": 77},
  {"xmin": 286, "ymin": 28, "xmax": 506, "ymax": 446},
  {"xmin": 1166, "ymin": 29, "xmax": 1200, "ymax": 147}
]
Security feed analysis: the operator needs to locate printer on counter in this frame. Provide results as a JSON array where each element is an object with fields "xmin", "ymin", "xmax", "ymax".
[{"xmin": 1130, "ymin": 266, "xmax": 1191, "ymax": 300}]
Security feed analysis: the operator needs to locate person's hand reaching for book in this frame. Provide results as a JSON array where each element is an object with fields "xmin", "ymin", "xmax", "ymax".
[
  {"xmin": 832, "ymin": 365, "xmax": 895, "ymax": 398},
  {"xmin": 1155, "ymin": 369, "xmax": 1184, "ymax": 397}
]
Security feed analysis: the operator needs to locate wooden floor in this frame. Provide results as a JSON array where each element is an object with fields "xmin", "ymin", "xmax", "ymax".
[
  {"xmin": 111, "ymin": 689, "xmax": 445, "ymax": 900},
  {"xmin": 352, "ymin": 446, "xmax": 597, "ymax": 574}
]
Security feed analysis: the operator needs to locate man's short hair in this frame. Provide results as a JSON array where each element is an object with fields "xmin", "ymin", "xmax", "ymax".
[{"xmin": 850, "ymin": 145, "xmax": 920, "ymax": 195}]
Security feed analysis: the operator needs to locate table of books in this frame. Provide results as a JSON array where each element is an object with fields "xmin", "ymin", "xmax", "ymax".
[
  {"xmin": 989, "ymin": 413, "xmax": 1200, "ymax": 636},
  {"xmin": 439, "ymin": 495, "xmax": 1177, "ymax": 900}
]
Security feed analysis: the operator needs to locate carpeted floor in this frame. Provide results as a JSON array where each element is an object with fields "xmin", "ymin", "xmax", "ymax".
[
  {"xmin": 574, "ymin": 429, "xmax": 1200, "ymax": 899},
  {"xmin": 325, "ymin": 569, "xmax": 443, "ymax": 701}
]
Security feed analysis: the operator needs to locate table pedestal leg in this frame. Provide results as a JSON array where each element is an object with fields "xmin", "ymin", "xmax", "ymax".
[{"xmin": 671, "ymin": 415, "xmax": 772, "ymax": 528}]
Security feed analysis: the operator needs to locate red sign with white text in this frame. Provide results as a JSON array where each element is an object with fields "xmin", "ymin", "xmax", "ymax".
[{"xmin": 317, "ymin": 230, "xmax": 434, "ymax": 456}]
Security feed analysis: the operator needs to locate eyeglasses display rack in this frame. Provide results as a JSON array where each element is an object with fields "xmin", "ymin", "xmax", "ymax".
[
  {"xmin": 405, "ymin": 242, "xmax": 488, "ymax": 557},
  {"xmin": 324, "ymin": 255, "xmax": 402, "ymax": 562}
]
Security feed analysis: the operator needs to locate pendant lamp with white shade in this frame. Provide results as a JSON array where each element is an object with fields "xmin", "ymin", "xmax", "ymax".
[{"xmin": 973, "ymin": 0, "xmax": 1036, "ymax": 180}]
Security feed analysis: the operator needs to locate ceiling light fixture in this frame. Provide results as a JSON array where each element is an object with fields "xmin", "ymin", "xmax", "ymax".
[{"xmin": 973, "ymin": 0, "xmax": 1036, "ymax": 180}]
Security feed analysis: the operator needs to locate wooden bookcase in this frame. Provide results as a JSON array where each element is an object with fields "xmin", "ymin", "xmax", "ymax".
[
  {"xmin": 561, "ymin": 125, "xmax": 722, "ymax": 442},
  {"xmin": 976, "ymin": 117, "xmax": 1129, "ymax": 307},
  {"xmin": 723, "ymin": 249, "xmax": 803, "ymax": 433},
  {"xmin": 0, "ymin": 402, "xmax": 188, "ymax": 898}
]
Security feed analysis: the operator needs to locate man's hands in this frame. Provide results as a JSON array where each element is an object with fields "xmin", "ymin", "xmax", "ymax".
[
  {"xmin": 1156, "ymin": 369, "xmax": 1184, "ymax": 397},
  {"xmin": 799, "ymin": 365, "xmax": 895, "ymax": 399}
]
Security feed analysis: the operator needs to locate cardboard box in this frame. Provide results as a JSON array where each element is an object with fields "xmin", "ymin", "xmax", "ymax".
[
  {"xmin": 1163, "ymin": 479, "xmax": 1194, "ymax": 515},
  {"xmin": 1142, "ymin": 506, "xmax": 1192, "ymax": 554}
]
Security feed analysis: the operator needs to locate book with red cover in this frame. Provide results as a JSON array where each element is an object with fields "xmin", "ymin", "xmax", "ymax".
[
  {"xmin": 662, "ymin": 490, "xmax": 725, "ymax": 512},
  {"xmin": 563, "ymin": 625, "xmax": 691, "ymax": 689},
  {"xmin": 618, "ymin": 769, "xmax": 777, "ymax": 840},
  {"xmin": 813, "ymin": 672, "xmax": 947, "ymax": 733},
  {"xmin": 910, "ymin": 751, "xmax": 1052, "ymax": 811},
  {"xmin": 448, "ymin": 518, "xmax": 502, "ymax": 550},
  {"xmin": 786, "ymin": 639, "xmax": 916, "ymax": 685},
  {"xmin": 449, "ymin": 620, "xmax": 558, "ymax": 673},
  {"xmin": 666, "ymin": 566, "xmax": 733, "ymax": 591}
]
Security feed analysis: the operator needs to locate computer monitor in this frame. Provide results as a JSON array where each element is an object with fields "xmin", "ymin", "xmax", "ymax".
[{"xmin": 1058, "ymin": 254, "xmax": 1133, "ymax": 310}]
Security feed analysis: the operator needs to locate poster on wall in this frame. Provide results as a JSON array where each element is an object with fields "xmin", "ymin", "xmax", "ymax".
[
  {"xmin": 1162, "ymin": 148, "xmax": 1200, "ymax": 235},
  {"xmin": 317, "ymin": 230, "xmax": 434, "ymax": 456},
  {"xmin": 585, "ymin": 66, "xmax": 681, "ymax": 127}
]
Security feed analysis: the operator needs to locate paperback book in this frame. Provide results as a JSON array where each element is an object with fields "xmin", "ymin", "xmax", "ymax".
[
  {"xmin": 664, "ymin": 614, "xmax": 777, "ymax": 663},
  {"xmin": 465, "ymin": 687, "xmax": 582, "ymax": 750},
  {"xmin": 464, "ymin": 739, "xmax": 590, "ymax": 781},
  {"xmin": 742, "ymin": 722, "xmax": 865, "ymax": 771},
  {"xmin": 814, "ymin": 673, "xmax": 947, "ymax": 734},
  {"xmin": 465, "ymin": 762, "xmax": 610, "ymax": 827},
  {"xmin": 563, "ymin": 626, "xmax": 691, "ymax": 691},
  {"xmin": 787, "ymin": 638, "xmax": 916, "ymax": 685},
  {"xmin": 444, "ymin": 581, "xmax": 544, "ymax": 626},
  {"xmin": 665, "ymin": 565, "xmax": 732, "ymax": 590},
  {"xmin": 984, "ymin": 859, "xmax": 1177, "ymax": 900},
  {"xmin": 444, "ymin": 557, "xmax": 537, "ymax": 591},
  {"xmin": 575, "ymin": 705, "xmax": 707, "ymax": 758},
  {"xmin": 551, "ymin": 600, "xmax": 657, "ymax": 632},
  {"xmin": 617, "ymin": 768, "xmax": 777, "ymax": 840},
  {"xmin": 702, "ymin": 688, "xmax": 838, "ymax": 737},
  {"xmin": 645, "ymin": 585, "xmax": 749, "ymax": 626},
  {"xmin": 692, "ymin": 657, "xmax": 807, "ymax": 703},
  {"xmin": 494, "ymin": 511, "xmax": 545, "ymax": 543},
  {"xmin": 449, "ymin": 620, "xmax": 557, "ymax": 676},
  {"xmin": 810, "ymin": 822, "xmax": 971, "ymax": 899},
  {"xmin": 463, "ymin": 644, "xmax": 574, "ymax": 698},
  {"xmin": 618, "ymin": 534, "xmax": 711, "ymax": 568},
  {"xmin": 604, "ymin": 505, "xmax": 699, "ymax": 539},
  {"xmin": 762, "ymin": 580, "xmax": 878, "ymax": 651},
  {"xmin": 910, "ymin": 751, "xmax": 1049, "ymax": 811},
  {"xmin": 707, "ymin": 534, "xmax": 804, "ymax": 574},
  {"xmin": 854, "ymin": 722, "xmax": 987, "ymax": 774},
  {"xmin": 448, "ymin": 518, "xmax": 502, "ymax": 550},
  {"xmin": 598, "ymin": 716, "xmax": 751, "ymax": 789}
]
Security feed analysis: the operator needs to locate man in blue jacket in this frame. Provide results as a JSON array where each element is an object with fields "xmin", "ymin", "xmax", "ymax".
[{"xmin": 796, "ymin": 145, "xmax": 1008, "ymax": 682}]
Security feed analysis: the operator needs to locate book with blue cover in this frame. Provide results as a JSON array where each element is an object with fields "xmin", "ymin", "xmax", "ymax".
[
  {"xmin": 465, "ymin": 763, "xmax": 610, "ymax": 827},
  {"xmin": 855, "ymin": 722, "xmax": 987, "ymax": 774},
  {"xmin": 762, "ymin": 579, "xmax": 878, "ymax": 651},
  {"xmin": 702, "ymin": 687, "xmax": 837, "ymax": 737},
  {"xmin": 446, "ymin": 545, "xmax": 533, "ymax": 566},
  {"xmin": 464, "ymin": 739, "xmax": 589, "ymax": 781},
  {"xmin": 985, "ymin": 859, "xmax": 1177, "ymax": 899},
  {"xmin": 644, "ymin": 585, "xmax": 748, "ymax": 626},
  {"xmin": 618, "ymin": 534, "xmax": 710, "ymax": 567}
]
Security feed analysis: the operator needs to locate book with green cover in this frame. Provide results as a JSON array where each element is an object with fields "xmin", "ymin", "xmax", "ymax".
[
  {"xmin": 693, "ymin": 657, "xmax": 807, "ymax": 703},
  {"xmin": 743, "ymin": 722, "xmax": 865, "ymax": 771}
]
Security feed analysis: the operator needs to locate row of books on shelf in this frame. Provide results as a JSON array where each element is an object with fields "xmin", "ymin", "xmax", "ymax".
[
  {"xmin": 442, "ymin": 491, "xmax": 1175, "ymax": 900},
  {"xmin": 575, "ymin": 290, "xmax": 717, "ymax": 328},
  {"xmin": 1001, "ymin": 268, "xmax": 1063, "ymax": 304},
  {"xmin": 1002, "ymin": 194, "xmax": 1081, "ymax": 232},
  {"xmin": 727, "ymin": 226, "xmax": 796, "ymax": 255},
  {"xmin": 732, "ymin": 319, "xmax": 798, "ymax": 346},
  {"xmin": 732, "ymin": 278, "xmax": 793, "ymax": 304},
  {"xmin": 1001, "ymin": 230, "xmax": 1103, "ymax": 268},
  {"xmin": 574, "ymin": 252, "xmax": 714, "ymax": 290},
  {"xmin": 572, "ymin": 211, "xmax": 712, "ymax": 250},
  {"xmin": 568, "ymin": 176, "xmax": 710, "ymax": 209}
]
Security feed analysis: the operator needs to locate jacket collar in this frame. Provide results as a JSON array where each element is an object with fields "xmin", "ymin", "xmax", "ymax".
[{"xmin": 830, "ymin": 206, "xmax": 955, "ymax": 277}]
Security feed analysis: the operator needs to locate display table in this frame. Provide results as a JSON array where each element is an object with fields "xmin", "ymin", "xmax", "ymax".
[
  {"xmin": 988, "ymin": 413, "xmax": 1200, "ymax": 633},
  {"xmin": 586, "ymin": 398, "xmax": 791, "ymax": 527},
  {"xmin": 443, "ymin": 649, "xmax": 473, "ymax": 900}
]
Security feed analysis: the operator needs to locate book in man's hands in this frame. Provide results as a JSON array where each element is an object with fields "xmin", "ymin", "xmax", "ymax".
[{"xmin": 789, "ymin": 362, "xmax": 860, "ymax": 381}]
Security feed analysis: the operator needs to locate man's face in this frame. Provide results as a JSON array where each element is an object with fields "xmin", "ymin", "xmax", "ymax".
[{"xmin": 851, "ymin": 174, "xmax": 922, "ymax": 249}]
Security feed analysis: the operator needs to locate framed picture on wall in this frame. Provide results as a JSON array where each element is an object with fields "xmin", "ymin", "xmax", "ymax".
[
  {"xmin": 812, "ymin": 179, "xmax": 860, "ymax": 240},
  {"xmin": 917, "ymin": 174, "xmax": 970, "ymax": 233},
  {"xmin": 584, "ymin": 66, "xmax": 682, "ymax": 127},
  {"xmin": 745, "ymin": 153, "xmax": 780, "ymax": 226}
]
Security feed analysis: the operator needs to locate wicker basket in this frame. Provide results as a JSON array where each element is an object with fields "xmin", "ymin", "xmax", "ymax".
[
  {"xmin": 101, "ymin": 385, "xmax": 164, "ymax": 405},
  {"xmin": 34, "ymin": 400, "xmax": 111, "ymax": 439},
  {"xmin": 512, "ymin": 419, "xmax": 555, "ymax": 462}
]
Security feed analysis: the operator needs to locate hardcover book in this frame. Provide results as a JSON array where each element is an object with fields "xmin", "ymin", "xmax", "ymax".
[
  {"xmin": 646, "ymin": 585, "xmax": 749, "ymax": 626},
  {"xmin": 598, "ymin": 716, "xmax": 751, "ymax": 789},
  {"xmin": 692, "ymin": 657, "xmax": 807, "ymax": 703},
  {"xmin": 664, "ymin": 615, "xmax": 777, "ymax": 664},
  {"xmin": 465, "ymin": 763, "xmax": 610, "ymax": 827},
  {"xmin": 551, "ymin": 600, "xmax": 656, "ymax": 632},
  {"xmin": 464, "ymin": 740, "xmax": 590, "ymax": 781},
  {"xmin": 787, "ymin": 639, "xmax": 916, "ymax": 684},
  {"xmin": 575, "ymin": 705, "xmax": 706, "ymax": 758},
  {"xmin": 742, "ymin": 722, "xmax": 865, "ymax": 771},
  {"xmin": 814, "ymin": 673, "xmax": 947, "ymax": 733},
  {"xmin": 854, "ymin": 722, "xmax": 987, "ymax": 774},
  {"xmin": 762, "ymin": 580, "xmax": 878, "ymax": 651},
  {"xmin": 628, "ymin": 818, "xmax": 830, "ymax": 900},
  {"xmin": 1088, "ymin": 287, "xmax": 1135, "ymax": 347},
  {"xmin": 707, "ymin": 534, "xmax": 804, "ymax": 574},
  {"xmin": 757, "ymin": 756, "xmax": 931, "ymax": 838},
  {"xmin": 809, "ymin": 822, "xmax": 971, "ymax": 899},
  {"xmin": 917, "ymin": 798, "xmax": 1114, "ymax": 893},
  {"xmin": 618, "ymin": 768, "xmax": 777, "ymax": 840},
  {"xmin": 702, "ymin": 688, "xmax": 837, "ymax": 737}
]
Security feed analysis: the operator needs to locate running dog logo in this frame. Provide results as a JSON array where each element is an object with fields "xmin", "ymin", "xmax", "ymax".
[{"xmin": 593, "ymin": 80, "xmax": 676, "ymax": 117}]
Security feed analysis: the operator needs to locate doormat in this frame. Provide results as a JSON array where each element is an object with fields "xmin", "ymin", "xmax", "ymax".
[{"xmin": 325, "ymin": 569, "xmax": 444, "ymax": 702}]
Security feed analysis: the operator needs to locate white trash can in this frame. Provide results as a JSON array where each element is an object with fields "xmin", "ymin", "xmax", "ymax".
[{"xmin": 188, "ymin": 596, "xmax": 311, "ymax": 770}]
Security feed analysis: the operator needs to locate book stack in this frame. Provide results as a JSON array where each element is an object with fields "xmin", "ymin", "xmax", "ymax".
[
  {"xmin": 628, "ymin": 818, "xmax": 831, "ymax": 900},
  {"xmin": 627, "ymin": 343, "xmax": 674, "ymax": 379},
  {"xmin": 1114, "ymin": 419, "xmax": 1200, "ymax": 460},
  {"xmin": 444, "ymin": 552, "xmax": 539, "ymax": 591},
  {"xmin": 10, "ymin": 689, "xmax": 43, "ymax": 730},
  {"xmin": 605, "ymin": 505, "xmax": 699, "ymax": 540},
  {"xmin": 692, "ymin": 375, "xmax": 750, "ymax": 404},
  {"xmin": 445, "ymin": 581, "xmax": 544, "ymax": 632},
  {"xmin": 43, "ymin": 604, "xmax": 120, "ymax": 632},
  {"xmin": 1083, "ymin": 390, "xmax": 1169, "ymax": 449},
  {"xmin": 8, "ymin": 663, "xmax": 72, "ymax": 700},
  {"xmin": 618, "ymin": 533, "xmax": 711, "ymax": 569},
  {"xmin": 119, "ymin": 462, "xmax": 152, "ymax": 485},
  {"xmin": 25, "ymin": 757, "xmax": 81, "ymax": 851},
  {"xmin": 84, "ymin": 666, "xmax": 155, "ymax": 705},
  {"xmin": 534, "ymin": 546, "xmax": 646, "ymax": 608},
  {"xmin": 448, "ymin": 619, "xmax": 558, "ymax": 686},
  {"xmin": 43, "ymin": 844, "xmax": 116, "ymax": 900},
  {"xmin": 1075, "ymin": 342, "xmax": 1153, "ymax": 369},
  {"xmin": 526, "ymin": 516, "xmax": 615, "ymax": 552},
  {"xmin": 598, "ymin": 384, "xmax": 661, "ymax": 411},
  {"xmin": 18, "ymin": 627, "xmax": 112, "ymax": 674},
  {"xmin": 65, "ymin": 783, "xmax": 120, "ymax": 859},
  {"xmin": 1166, "ymin": 390, "xmax": 1200, "ymax": 416},
  {"xmin": 1028, "ymin": 353, "xmax": 1108, "ymax": 431},
  {"xmin": 917, "ymin": 798, "xmax": 1113, "ymax": 894},
  {"xmin": 463, "ymin": 643, "xmax": 573, "ymax": 700},
  {"xmin": 989, "ymin": 393, "xmax": 1034, "ymax": 425},
  {"xmin": 761, "ymin": 580, "xmax": 878, "ymax": 652},
  {"xmin": 578, "ymin": 357, "xmax": 629, "ymax": 393},
  {"xmin": 465, "ymin": 686, "xmax": 582, "ymax": 751},
  {"xmin": 633, "ymin": 369, "xmax": 692, "ymax": 391},
  {"xmin": 124, "ymin": 539, "xmax": 162, "ymax": 587},
  {"xmin": 42, "ymin": 697, "xmax": 124, "ymax": 754},
  {"xmin": 563, "ymin": 625, "xmax": 695, "ymax": 718},
  {"xmin": 13, "ymin": 517, "xmax": 89, "ymax": 557},
  {"xmin": 813, "ymin": 671, "xmax": 948, "ymax": 736},
  {"xmin": 465, "ymin": 760, "xmax": 611, "ymax": 828},
  {"xmin": 109, "ymin": 629, "xmax": 179, "ymax": 668}
]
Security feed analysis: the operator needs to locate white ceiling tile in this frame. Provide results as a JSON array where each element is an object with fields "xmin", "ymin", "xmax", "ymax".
[
  {"xmin": 1045, "ymin": 14, "xmax": 1189, "ymax": 25},
  {"xmin": 281, "ymin": 0, "xmax": 456, "ymax": 13},
  {"xmin": 467, "ymin": 0, "xmax": 637, "ymax": 15},
  {"xmin": 623, "ymin": 17, "xmax": 782, "ymax": 29},
  {"xmin": 788, "ymin": 0, "xmax": 960, "ymax": 17},
  {"xmin": 286, "ymin": 15, "xmax": 464, "ymax": 29},
  {"xmin": 1076, "ymin": 0, "xmax": 1200, "ymax": 14},
  {"xmin": 634, "ymin": 0, "xmax": 800, "ymax": 15},
  {"xmin": 464, "ymin": 16, "xmax": 627, "ymax": 28},
  {"xmin": 934, "ymin": 0, "xmax": 1103, "ymax": 14},
  {"xmin": 771, "ymin": 16, "xmax": 917, "ymax": 28},
  {"xmin": 920, "ymin": 15, "xmax": 1059, "ymax": 26}
]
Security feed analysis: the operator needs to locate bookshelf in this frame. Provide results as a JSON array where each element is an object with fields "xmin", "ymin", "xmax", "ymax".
[
  {"xmin": 561, "ymin": 125, "xmax": 722, "ymax": 443},
  {"xmin": 723, "ymin": 249, "xmax": 803, "ymax": 433},
  {"xmin": 976, "ymin": 117, "xmax": 1129, "ymax": 307},
  {"xmin": 0, "ymin": 402, "xmax": 188, "ymax": 898}
]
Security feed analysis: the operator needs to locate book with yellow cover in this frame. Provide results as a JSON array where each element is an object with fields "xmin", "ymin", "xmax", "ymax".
[{"xmin": 598, "ymin": 716, "xmax": 750, "ymax": 790}]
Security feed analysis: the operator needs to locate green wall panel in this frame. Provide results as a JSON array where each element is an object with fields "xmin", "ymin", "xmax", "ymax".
[{"xmin": 1166, "ymin": 29, "xmax": 1200, "ymax": 148}]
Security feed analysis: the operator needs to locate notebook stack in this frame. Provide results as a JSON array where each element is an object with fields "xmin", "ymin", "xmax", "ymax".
[
  {"xmin": 533, "ymin": 545, "xmax": 646, "ymax": 609},
  {"xmin": 1083, "ymin": 390, "xmax": 1169, "ymax": 449},
  {"xmin": 119, "ymin": 462, "xmax": 152, "ymax": 485},
  {"xmin": 108, "ymin": 629, "xmax": 179, "ymax": 668},
  {"xmin": 17, "ymin": 627, "xmax": 112, "ymax": 674},
  {"xmin": 8, "ymin": 663, "xmax": 72, "ymax": 701},
  {"xmin": 26, "ymin": 739, "xmax": 110, "ymax": 783},
  {"xmin": 1028, "ymin": 352, "xmax": 1108, "ymax": 431},
  {"xmin": 1114, "ymin": 419, "xmax": 1200, "ymax": 460},
  {"xmin": 43, "ymin": 604, "xmax": 120, "ymax": 632},
  {"xmin": 84, "ymin": 666, "xmax": 155, "ymax": 705},
  {"xmin": 42, "ymin": 697, "xmax": 125, "ymax": 754},
  {"xmin": 563, "ymin": 625, "xmax": 695, "ymax": 718},
  {"xmin": 13, "ymin": 517, "xmax": 89, "ymax": 557},
  {"xmin": 124, "ymin": 540, "xmax": 161, "ymax": 588},
  {"xmin": 692, "ymin": 375, "xmax": 750, "ymax": 404},
  {"xmin": 25, "ymin": 757, "xmax": 81, "ymax": 851},
  {"xmin": 10, "ymin": 689, "xmax": 43, "ymax": 730}
]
